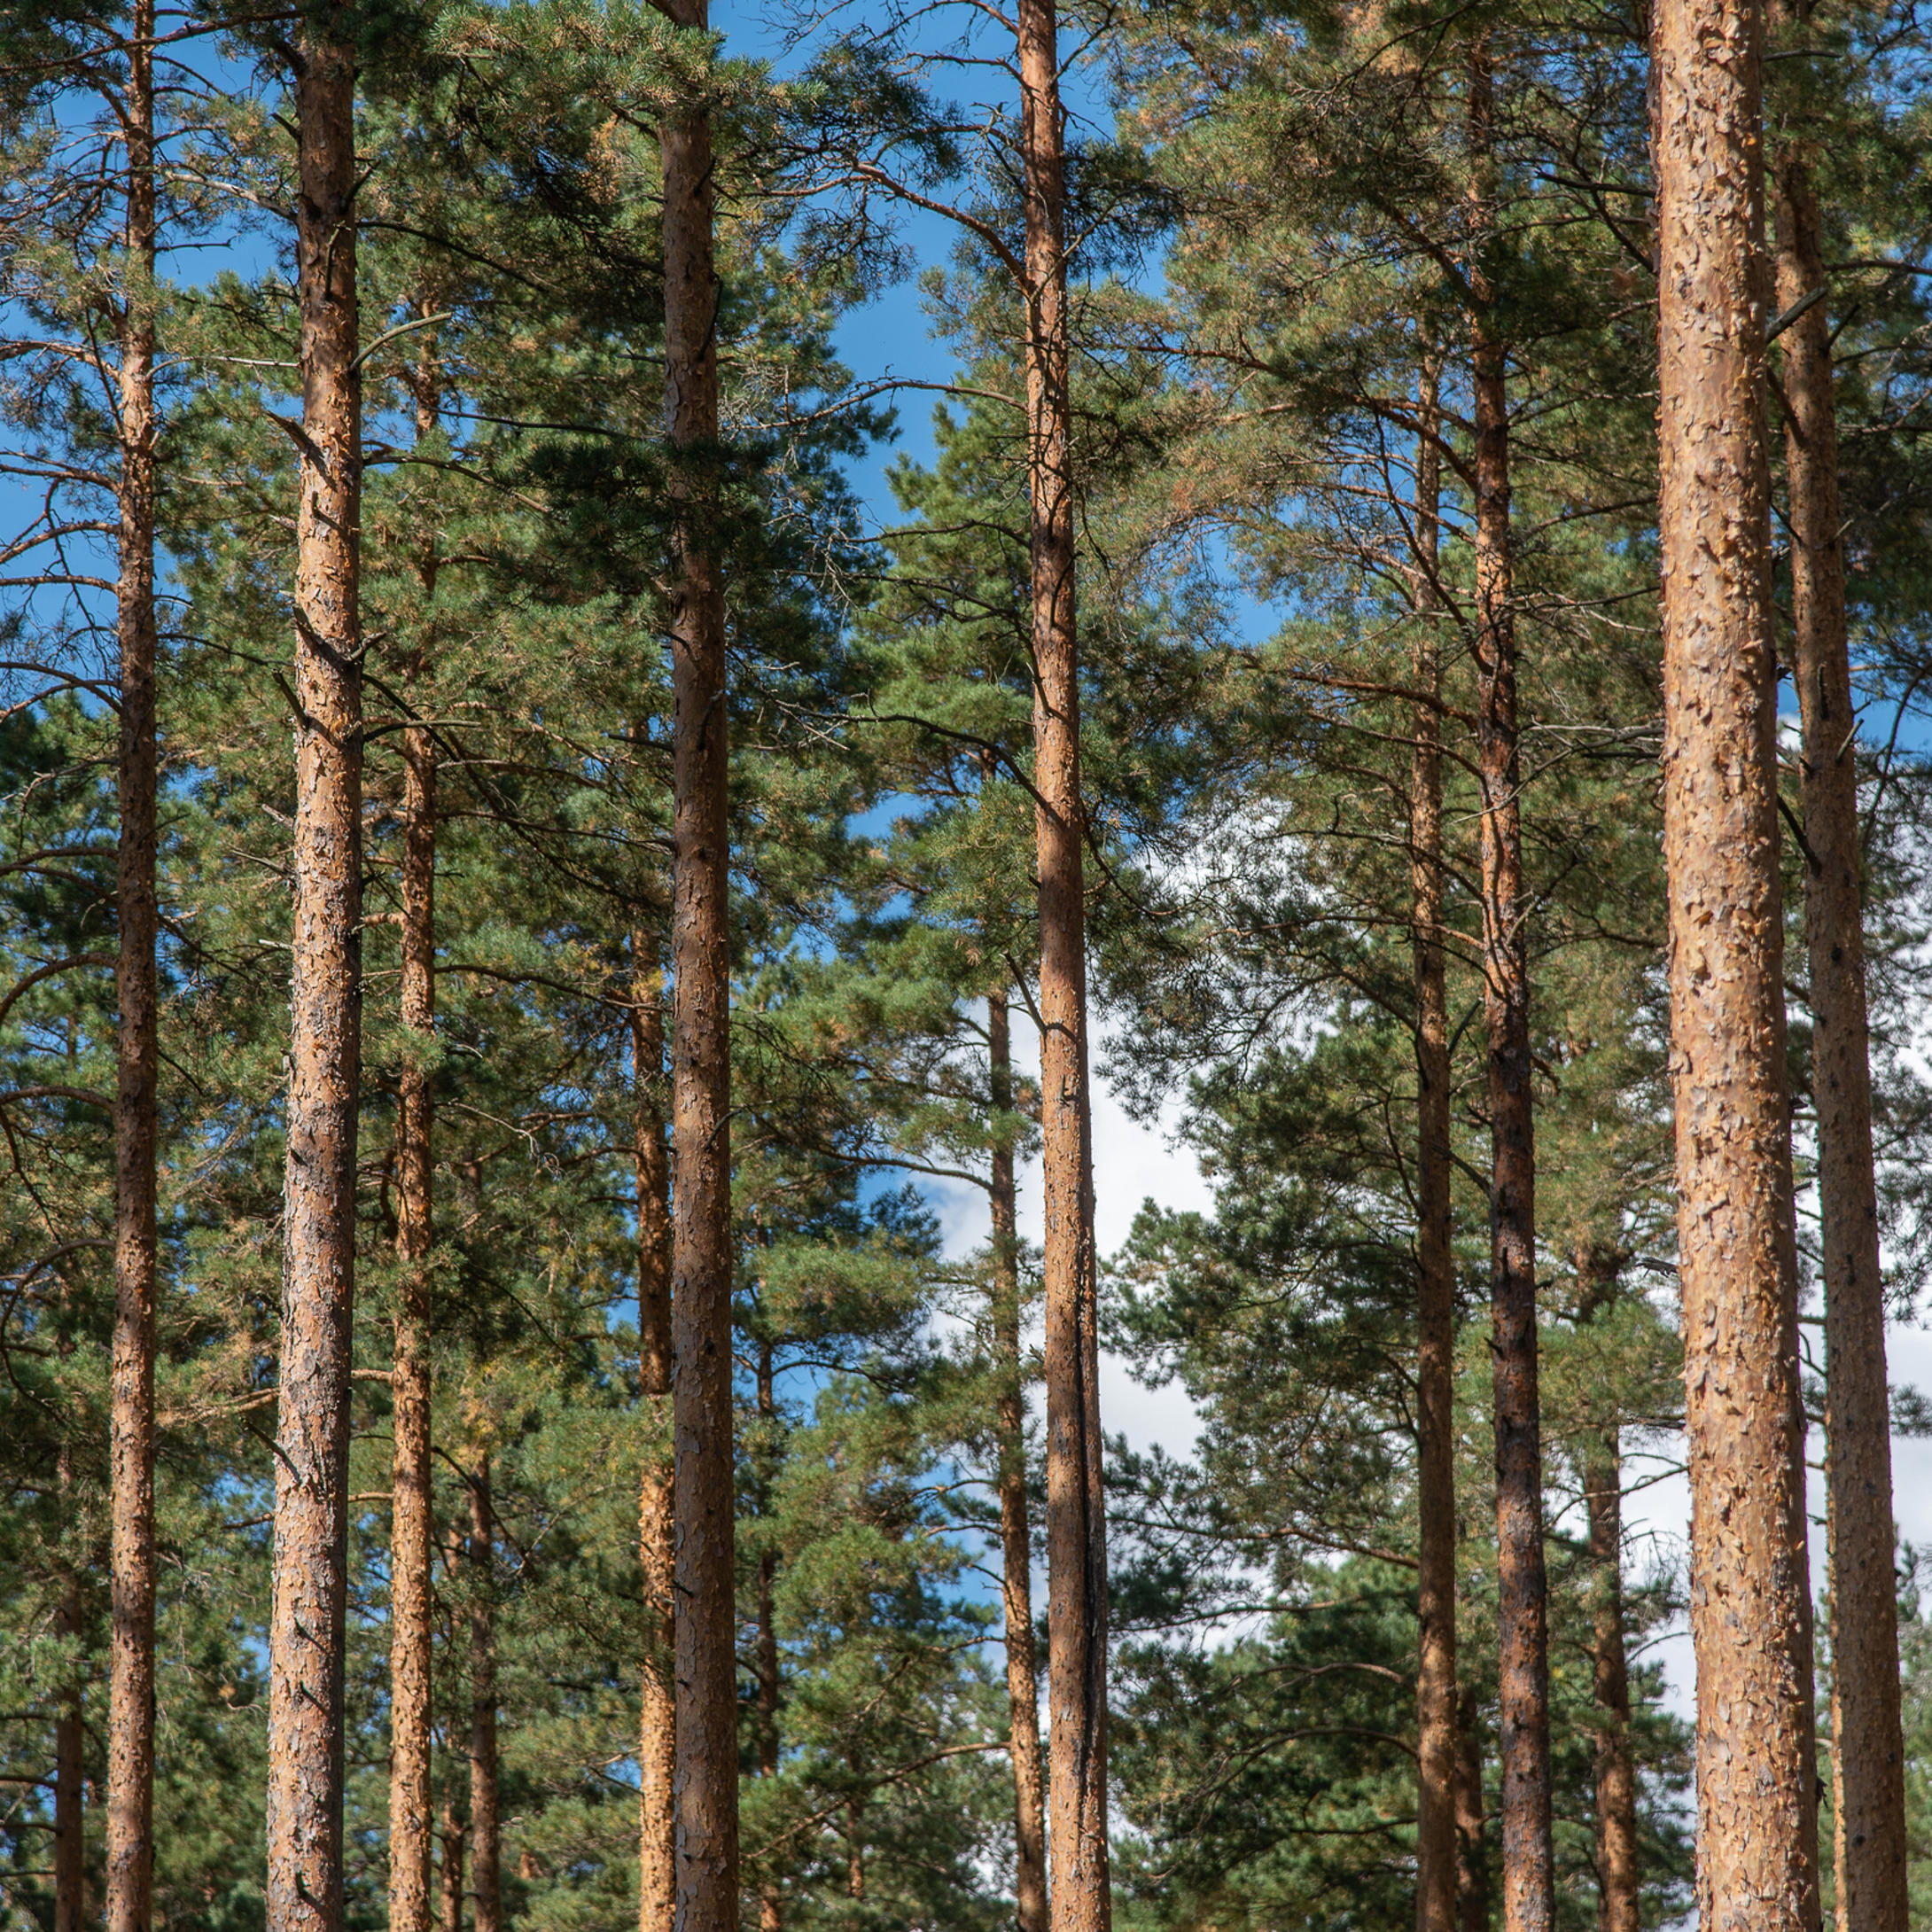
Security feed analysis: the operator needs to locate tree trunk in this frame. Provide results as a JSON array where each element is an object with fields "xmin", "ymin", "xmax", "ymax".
[
  {"xmin": 440, "ymin": 1802, "xmax": 466, "ymax": 1932},
  {"xmin": 1016, "ymin": 4, "xmax": 1108, "ymax": 1929},
  {"xmin": 469, "ymin": 1463, "xmax": 501, "ymax": 1932},
  {"xmin": 1409, "ymin": 358, "xmax": 1459, "ymax": 1932},
  {"xmin": 1454, "ymin": 1687, "xmax": 1489, "ymax": 1932},
  {"xmin": 1574, "ymin": 1248, "xmax": 1638, "ymax": 1932},
  {"xmin": 633, "ymin": 951, "xmax": 675, "ymax": 1932},
  {"xmin": 1468, "ymin": 43, "xmax": 1554, "ymax": 1932},
  {"xmin": 1771, "ymin": 93, "xmax": 1907, "ymax": 1932},
  {"xmin": 756, "ymin": 1335, "xmax": 783, "ymax": 1932},
  {"xmin": 390, "ymin": 354, "xmax": 441, "ymax": 1932},
  {"xmin": 56, "ymin": 1431, "xmax": 84, "ymax": 1932},
  {"xmin": 1653, "ymin": 0, "xmax": 1823, "ymax": 1920},
  {"xmin": 267, "ymin": 34, "xmax": 362, "ymax": 1932},
  {"xmin": 845, "ymin": 1799, "xmax": 864, "ymax": 1902},
  {"xmin": 660, "ymin": 6, "xmax": 738, "ymax": 1926},
  {"xmin": 107, "ymin": 7, "xmax": 160, "ymax": 1928},
  {"xmin": 990, "ymin": 985, "xmax": 1050, "ymax": 1932}
]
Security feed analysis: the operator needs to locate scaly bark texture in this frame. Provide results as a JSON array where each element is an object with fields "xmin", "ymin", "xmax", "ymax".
[
  {"xmin": 990, "ymin": 986, "xmax": 1049, "ymax": 1932},
  {"xmin": 389, "ymin": 351, "xmax": 441, "ymax": 1932},
  {"xmin": 659, "ymin": 7, "xmax": 737, "ymax": 1928},
  {"xmin": 1409, "ymin": 361, "xmax": 1458, "ymax": 1932},
  {"xmin": 469, "ymin": 1463, "xmax": 501, "ymax": 1932},
  {"xmin": 632, "ymin": 954, "xmax": 674, "ymax": 1932},
  {"xmin": 1016, "ymin": 3, "xmax": 1109, "ymax": 1929},
  {"xmin": 1454, "ymin": 1689, "xmax": 1490, "ymax": 1932},
  {"xmin": 1576, "ymin": 1252, "xmax": 1638, "ymax": 1932},
  {"xmin": 1772, "ymin": 100, "xmax": 1907, "ymax": 1932},
  {"xmin": 1654, "ymin": 0, "xmax": 1823, "ymax": 1919},
  {"xmin": 107, "ymin": 8, "xmax": 160, "ymax": 1927},
  {"xmin": 1468, "ymin": 44, "xmax": 1554, "ymax": 1932},
  {"xmin": 267, "ymin": 33, "xmax": 362, "ymax": 1932}
]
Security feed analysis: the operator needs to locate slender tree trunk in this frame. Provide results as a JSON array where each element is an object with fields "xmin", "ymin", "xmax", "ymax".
[
  {"xmin": 845, "ymin": 1799, "xmax": 864, "ymax": 1902},
  {"xmin": 440, "ymin": 1802, "xmax": 465, "ymax": 1932},
  {"xmin": 755, "ymin": 1335, "xmax": 783, "ymax": 1932},
  {"xmin": 1016, "ymin": 4, "xmax": 1108, "ymax": 1928},
  {"xmin": 107, "ymin": 9, "xmax": 160, "ymax": 1928},
  {"xmin": 267, "ymin": 33, "xmax": 362, "ymax": 1932},
  {"xmin": 1771, "ymin": 89, "xmax": 1907, "ymax": 1932},
  {"xmin": 390, "ymin": 354, "xmax": 441, "ymax": 1932},
  {"xmin": 1454, "ymin": 1688, "xmax": 1489, "ymax": 1932},
  {"xmin": 1467, "ymin": 44, "xmax": 1554, "ymax": 1932},
  {"xmin": 55, "ymin": 1431, "xmax": 83, "ymax": 1932},
  {"xmin": 660, "ymin": 10, "xmax": 737, "ymax": 1926},
  {"xmin": 633, "ymin": 952, "xmax": 675, "ymax": 1932},
  {"xmin": 469, "ymin": 1463, "xmax": 500, "ymax": 1932},
  {"xmin": 989, "ymin": 985, "xmax": 1049, "ymax": 1932},
  {"xmin": 1409, "ymin": 359, "xmax": 1459, "ymax": 1932},
  {"xmin": 1653, "ymin": 0, "xmax": 1822, "ymax": 1920},
  {"xmin": 1575, "ymin": 1250, "xmax": 1638, "ymax": 1932}
]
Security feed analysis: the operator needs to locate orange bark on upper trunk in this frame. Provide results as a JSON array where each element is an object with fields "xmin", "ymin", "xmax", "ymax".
[
  {"xmin": 266, "ymin": 33, "xmax": 362, "ymax": 1932},
  {"xmin": 1653, "ymin": 0, "xmax": 1823, "ymax": 1919}
]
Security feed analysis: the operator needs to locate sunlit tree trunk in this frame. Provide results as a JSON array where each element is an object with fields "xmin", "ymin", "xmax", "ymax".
[
  {"xmin": 633, "ymin": 949, "xmax": 674, "ymax": 1932},
  {"xmin": 1468, "ymin": 43, "xmax": 1554, "ymax": 1932},
  {"xmin": 1770, "ymin": 54, "xmax": 1906, "ymax": 1932},
  {"xmin": 989, "ymin": 985, "xmax": 1049, "ymax": 1932},
  {"xmin": 266, "ymin": 31, "xmax": 362, "ymax": 1932},
  {"xmin": 1653, "ymin": 0, "xmax": 1823, "ymax": 1919},
  {"xmin": 107, "ymin": 7, "xmax": 160, "ymax": 1927}
]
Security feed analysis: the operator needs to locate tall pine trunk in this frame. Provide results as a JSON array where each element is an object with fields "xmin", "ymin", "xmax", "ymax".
[
  {"xmin": 1017, "ymin": 3, "xmax": 1108, "ymax": 1927},
  {"xmin": 267, "ymin": 34, "xmax": 362, "ymax": 1932},
  {"xmin": 440, "ymin": 1800, "xmax": 466, "ymax": 1932},
  {"xmin": 469, "ymin": 1462, "xmax": 501, "ymax": 1932},
  {"xmin": 1653, "ymin": 0, "xmax": 1822, "ymax": 1919},
  {"xmin": 1409, "ymin": 359, "xmax": 1459, "ymax": 1932},
  {"xmin": 660, "ymin": 3, "xmax": 737, "ymax": 1924},
  {"xmin": 1771, "ymin": 95, "xmax": 1907, "ymax": 1932},
  {"xmin": 1455, "ymin": 1688, "xmax": 1490, "ymax": 1932},
  {"xmin": 1576, "ymin": 1251, "xmax": 1638, "ymax": 1932},
  {"xmin": 107, "ymin": 6, "xmax": 160, "ymax": 1927},
  {"xmin": 389, "ymin": 347, "xmax": 441, "ymax": 1932},
  {"xmin": 1468, "ymin": 43, "xmax": 1554, "ymax": 1932},
  {"xmin": 633, "ymin": 953, "xmax": 674, "ymax": 1932},
  {"xmin": 990, "ymin": 985, "xmax": 1048, "ymax": 1932}
]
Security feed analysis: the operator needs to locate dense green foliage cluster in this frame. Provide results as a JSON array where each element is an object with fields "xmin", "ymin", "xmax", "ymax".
[{"xmin": 5, "ymin": 0, "xmax": 1932, "ymax": 1928}]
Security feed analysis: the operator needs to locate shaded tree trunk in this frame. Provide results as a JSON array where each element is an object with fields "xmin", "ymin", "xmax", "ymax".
[
  {"xmin": 990, "ymin": 985, "xmax": 1049, "ymax": 1932},
  {"xmin": 1455, "ymin": 1687, "xmax": 1490, "ymax": 1932},
  {"xmin": 390, "ymin": 347, "xmax": 441, "ymax": 1932},
  {"xmin": 267, "ymin": 33, "xmax": 362, "ymax": 1932},
  {"xmin": 469, "ymin": 1463, "xmax": 500, "ymax": 1932},
  {"xmin": 440, "ymin": 1802, "xmax": 466, "ymax": 1932},
  {"xmin": 1652, "ymin": 0, "xmax": 1823, "ymax": 1920},
  {"xmin": 1771, "ymin": 82, "xmax": 1907, "ymax": 1932},
  {"xmin": 1468, "ymin": 43, "xmax": 1554, "ymax": 1932},
  {"xmin": 1016, "ymin": 3, "xmax": 1108, "ymax": 1928},
  {"xmin": 56, "ymin": 1430, "xmax": 83, "ymax": 1932},
  {"xmin": 1576, "ymin": 1250, "xmax": 1638, "ymax": 1932},
  {"xmin": 106, "ymin": 8, "xmax": 160, "ymax": 1928},
  {"xmin": 1409, "ymin": 358, "xmax": 1459, "ymax": 1932},
  {"xmin": 659, "ymin": 6, "xmax": 738, "ymax": 1926},
  {"xmin": 633, "ymin": 951, "xmax": 675, "ymax": 1932}
]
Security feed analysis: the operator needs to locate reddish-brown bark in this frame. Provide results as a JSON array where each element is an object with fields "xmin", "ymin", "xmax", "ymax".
[
  {"xmin": 107, "ymin": 8, "xmax": 160, "ymax": 1928},
  {"xmin": 1409, "ymin": 361, "xmax": 1458, "ymax": 1932},
  {"xmin": 469, "ymin": 1462, "xmax": 501, "ymax": 1932},
  {"xmin": 1015, "ymin": 3, "xmax": 1109, "ymax": 1928},
  {"xmin": 1454, "ymin": 1688, "xmax": 1489, "ymax": 1932},
  {"xmin": 1771, "ymin": 97, "xmax": 1907, "ymax": 1932},
  {"xmin": 1468, "ymin": 43, "xmax": 1554, "ymax": 1932},
  {"xmin": 267, "ymin": 34, "xmax": 362, "ymax": 1932},
  {"xmin": 990, "ymin": 986, "xmax": 1049, "ymax": 1932},
  {"xmin": 659, "ymin": 6, "xmax": 738, "ymax": 1927},
  {"xmin": 389, "ymin": 353, "xmax": 440, "ymax": 1932},
  {"xmin": 632, "ymin": 954, "xmax": 674, "ymax": 1932},
  {"xmin": 1653, "ymin": 0, "xmax": 1823, "ymax": 1919}
]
